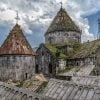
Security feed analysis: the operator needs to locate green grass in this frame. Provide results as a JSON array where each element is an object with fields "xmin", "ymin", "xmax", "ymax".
[{"xmin": 45, "ymin": 44, "xmax": 67, "ymax": 59}]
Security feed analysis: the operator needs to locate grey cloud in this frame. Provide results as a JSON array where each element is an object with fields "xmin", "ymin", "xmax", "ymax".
[{"xmin": 0, "ymin": 0, "xmax": 99, "ymax": 47}]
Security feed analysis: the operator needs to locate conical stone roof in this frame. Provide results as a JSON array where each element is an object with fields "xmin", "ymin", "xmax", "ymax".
[
  {"xmin": 45, "ymin": 7, "xmax": 81, "ymax": 35},
  {"xmin": 0, "ymin": 24, "xmax": 35, "ymax": 55}
]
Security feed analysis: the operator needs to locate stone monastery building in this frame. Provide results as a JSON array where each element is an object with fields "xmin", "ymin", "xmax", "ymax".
[
  {"xmin": 36, "ymin": 7, "xmax": 100, "ymax": 77},
  {"xmin": 0, "ymin": 4, "xmax": 100, "ymax": 100},
  {"xmin": 0, "ymin": 6, "xmax": 99, "ymax": 81},
  {"xmin": 0, "ymin": 24, "xmax": 35, "ymax": 81}
]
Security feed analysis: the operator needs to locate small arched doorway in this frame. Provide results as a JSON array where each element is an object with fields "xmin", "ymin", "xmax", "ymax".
[
  {"xmin": 76, "ymin": 62, "xmax": 79, "ymax": 66},
  {"xmin": 25, "ymin": 73, "xmax": 28, "ymax": 79},
  {"xmin": 49, "ymin": 63, "xmax": 52, "ymax": 73},
  {"xmin": 35, "ymin": 64, "xmax": 39, "ymax": 73}
]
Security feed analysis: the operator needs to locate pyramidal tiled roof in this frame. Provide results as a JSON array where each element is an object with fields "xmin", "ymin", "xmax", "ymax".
[
  {"xmin": 0, "ymin": 24, "xmax": 35, "ymax": 55},
  {"xmin": 45, "ymin": 7, "xmax": 81, "ymax": 34}
]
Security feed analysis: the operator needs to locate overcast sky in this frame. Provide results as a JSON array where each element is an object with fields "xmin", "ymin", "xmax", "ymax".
[{"xmin": 0, "ymin": 0, "xmax": 100, "ymax": 48}]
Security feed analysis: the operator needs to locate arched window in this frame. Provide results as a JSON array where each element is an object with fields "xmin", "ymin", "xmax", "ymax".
[{"xmin": 48, "ymin": 37, "xmax": 53, "ymax": 44}]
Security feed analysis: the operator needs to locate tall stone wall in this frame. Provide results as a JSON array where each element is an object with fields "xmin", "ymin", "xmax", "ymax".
[
  {"xmin": 0, "ymin": 55, "xmax": 35, "ymax": 81},
  {"xmin": 67, "ymin": 57, "xmax": 96, "ymax": 67},
  {"xmin": 45, "ymin": 31, "xmax": 81, "ymax": 44},
  {"xmin": 36, "ymin": 45, "xmax": 57, "ymax": 77}
]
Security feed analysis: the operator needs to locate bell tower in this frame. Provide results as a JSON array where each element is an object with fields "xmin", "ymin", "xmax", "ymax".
[{"xmin": 45, "ymin": 6, "xmax": 81, "ymax": 44}]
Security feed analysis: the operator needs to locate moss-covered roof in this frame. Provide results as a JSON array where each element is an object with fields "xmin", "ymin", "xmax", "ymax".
[
  {"xmin": 45, "ymin": 7, "xmax": 81, "ymax": 35},
  {"xmin": 70, "ymin": 39, "xmax": 100, "ymax": 59},
  {"xmin": 45, "ymin": 44, "xmax": 67, "ymax": 59},
  {"xmin": 41, "ymin": 39, "xmax": 99, "ymax": 59}
]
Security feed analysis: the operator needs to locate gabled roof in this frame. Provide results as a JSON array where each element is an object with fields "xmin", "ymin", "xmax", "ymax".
[
  {"xmin": 0, "ymin": 24, "xmax": 35, "ymax": 55},
  {"xmin": 45, "ymin": 7, "xmax": 81, "ymax": 35}
]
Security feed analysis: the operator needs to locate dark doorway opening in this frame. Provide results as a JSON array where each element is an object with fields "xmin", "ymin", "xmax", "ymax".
[
  {"xmin": 25, "ymin": 73, "xmax": 28, "ymax": 79},
  {"xmin": 49, "ymin": 63, "xmax": 52, "ymax": 73},
  {"xmin": 76, "ymin": 62, "xmax": 79, "ymax": 66},
  {"xmin": 35, "ymin": 64, "xmax": 39, "ymax": 73}
]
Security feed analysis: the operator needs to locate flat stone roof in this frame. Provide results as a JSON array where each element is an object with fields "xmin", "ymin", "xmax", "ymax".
[{"xmin": 43, "ymin": 78, "xmax": 100, "ymax": 100}]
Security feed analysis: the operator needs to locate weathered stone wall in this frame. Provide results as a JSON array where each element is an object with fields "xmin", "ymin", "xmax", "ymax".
[
  {"xmin": 72, "ymin": 76, "xmax": 100, "ymax": 86},
  {"xmin": 36, "ymin": 45, "xmax": 57, "ymax": 77},
  {"xmin": 67, "ymin": 57, "xmax": 96, "ymax": 67},
  {"xmin": 36, "ymin": 45, "xmax": 67, "ymax": 77},
  {"xmin": 0, "ymin": 55, "xmax": 35, "ymax": 81},
  {"xmin": 96, "ymin": 47, "xmax": 100, "ymax": 67},
  {"xmin": 45, "ymin": 31, "xmax": 81, "ymax": 44},
  {"xmin": 94, "ymin": 47, "xmax": 100, "ymax": 75},
  {"xmin": 58, "ymin": 59, "xmax": 66, "ymax": 70}
]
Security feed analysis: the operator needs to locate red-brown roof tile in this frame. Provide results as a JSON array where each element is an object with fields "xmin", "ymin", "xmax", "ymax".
[{"xmin": 0, "ymin": 24, "xmax": 35, "ymax": 55}]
